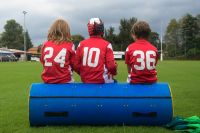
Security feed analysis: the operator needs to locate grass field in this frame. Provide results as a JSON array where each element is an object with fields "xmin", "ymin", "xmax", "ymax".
[{"xmin": 0, "ymin": 61, "xmax": 200, "ymax": 133}]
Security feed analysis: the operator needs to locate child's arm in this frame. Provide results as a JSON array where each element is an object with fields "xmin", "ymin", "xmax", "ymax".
[
  {"xmin": 105, "ymin": 44, "xmax": 117, "ymax": 75},
  {"xmin": 155, "ymin": 50, "xmax": 159, "ymax": 65},
  {"xmin": 40, "ymin": 44, "xmax": 45, "ymax": 64},
  {"xmin": 125, "ymin": 47, "xmax": 130, "ymax": 74},
  {"xmin": 127, "ymin": 64, "xmax": 131, "ymax": 73},
  {"xmin": 106, "ymin": 61, "xmax": 117, "ymax": 75}
]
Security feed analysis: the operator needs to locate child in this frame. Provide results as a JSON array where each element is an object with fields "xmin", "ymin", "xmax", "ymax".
[
  {"xmin": 125, "ymin": 21, "xmax": 158, "ymax": 84},
  {"xmin": 40, "ymin": 19, "xmax": 75, "ymax": 83},
  {"xmin": 74, "ymin": 18, "xmax": 117, "ymax": 83}
]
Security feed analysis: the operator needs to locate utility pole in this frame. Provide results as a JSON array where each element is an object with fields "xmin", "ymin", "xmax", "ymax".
[
  {"xmin": 184, "ymin": 33, "xmax": 186, "ymax": 57},
  {"xmin": 23, "ymin": 11, "xmax": 27, "ymax": 61},
  {"xmin": 160, "ymin": 21, "xmax": 163, "ymax": 61}
]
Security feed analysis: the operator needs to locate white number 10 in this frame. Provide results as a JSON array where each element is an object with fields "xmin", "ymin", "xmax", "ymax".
[
  {"xmin": 83, "ymin": 47, "xmax": 100, "ymax": 67},
  {"xmin": 133, "ymin": 50, "xmax": 156, "ymax": 70}
]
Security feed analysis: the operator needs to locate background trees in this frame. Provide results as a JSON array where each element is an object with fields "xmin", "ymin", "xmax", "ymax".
[
  {"xmin": 71, "ymin": 34, "xmax": 85, "ymax": 48},
  {"xmin": 117, "ymin": 17, "xmax": 137, "ymax": 51},
  {"xmin": 164, "ymin": 19, "xmax": 180, "ymax": 57},
  {"xmin": 104, "ymin": 17, "xmax": 161, "ymax": 51},
  {"xmin": 0, "ymin": 19, "xmax": 33, "ymax": 50},
  {"xmin": 164, "ymin": 13, "xmax": 200, "ymax": 58},
  {"xmin": 0, "ymin": 14, "xmax": 200, "ymax": 59}
]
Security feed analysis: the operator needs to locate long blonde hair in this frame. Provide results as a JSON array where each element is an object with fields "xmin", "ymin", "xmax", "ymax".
[{"xmin": 48, "ymin": 19, "xmax": 71, "ymax": 44}]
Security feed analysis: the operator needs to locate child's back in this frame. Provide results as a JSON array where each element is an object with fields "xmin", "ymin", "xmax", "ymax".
[
  {"xmin": 41, "ymin": 41, "xmax": 74, "ymax": 83},
  {"xmin": 40, "ymin": 19, "xmax": 75, "ymax": 84},
  {"xmin": 74, "ymin": 18, "xmax": 117, "ymax": 83},
  {"xmin": 125, "ymin": 21, "xmax": 158, "ymax": 84}
]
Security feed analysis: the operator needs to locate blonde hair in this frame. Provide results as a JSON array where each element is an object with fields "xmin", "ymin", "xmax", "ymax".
[
  {"xmin": 131, "ymin": 21, "xmax": 151, "ymax": 39},
  {"xmin": 48, "ymin": 19, "xmax": 71, "ymax": 44}
]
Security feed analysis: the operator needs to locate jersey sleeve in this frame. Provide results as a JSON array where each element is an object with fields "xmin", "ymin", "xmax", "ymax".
[
  {"xmin": 40, "ymin": 44, "xmax": 45, "ymax": 64},
  {"xmin": 69, "ymin": 44, "xmax": 76, "ymax": 70},
  {"xmin": 155, "ymin": 49, "xmax": 159, "ymax": 65},
  {"xmin": 73, "ymin": 43, "xmax": 82, "ymax": 74},
  {"xmin": 105, "ymin": 43, "xmax": 117, "ymax": 75},
  {"xmin": 125, "ymin": 46, "xmax": 130, "ymax": 65}
]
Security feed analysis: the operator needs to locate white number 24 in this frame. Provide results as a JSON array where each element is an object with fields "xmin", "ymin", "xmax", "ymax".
[
  {"xmin": 44, "ymin": 47, "xmax": 67, "ymax": 67},
  {"xmin": 133, "ymin": 50, "xmax": 156, "ymax": 70}
]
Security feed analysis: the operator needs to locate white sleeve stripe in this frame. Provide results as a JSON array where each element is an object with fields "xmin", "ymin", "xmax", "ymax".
[
  {"xmin": 126, "ymin": 47, "xmax": 129, "ymax": 52},
  {"xmin": 77, "ymin": 43, "xmax": 81, "ymax": 48},
  {"xmin": 72, "ymin": 44, "xmax": 75, "ymax": 51},
  {"xmin": 107, "ymin": 43, "xmax": 113, "ymax": 50}
]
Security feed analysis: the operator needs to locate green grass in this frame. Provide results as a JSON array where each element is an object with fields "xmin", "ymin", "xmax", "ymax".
[{"xmin": 0, "ymin": 61, "xmax": 200, "ymax": 133}]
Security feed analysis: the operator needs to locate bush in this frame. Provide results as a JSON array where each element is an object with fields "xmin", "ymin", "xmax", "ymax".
[{"xmin": 187, "ymin": 48, "xmax": 200, "ymax": 57}]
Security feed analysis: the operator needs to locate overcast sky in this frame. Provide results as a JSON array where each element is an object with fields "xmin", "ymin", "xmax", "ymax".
[{"xmin": 0, "ymin": 0, "xmax": 199, "ymax": 46}]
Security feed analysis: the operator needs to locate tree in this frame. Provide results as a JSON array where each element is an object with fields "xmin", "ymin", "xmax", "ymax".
[
  {"xmin": 118, "ymin": 17, "xmax": 137, "ymax": 51},
  {"xmin": 149, "ymin": 32, "xmax": 160, "ymax": 49},
  {"xmin": 71, "ymin": 34, "xmax": 84, "ymax": 48},
  {"xmin": 180, "ymin": 14, "xmax": 198, "ymax": 57},
  {"xmin": 1, "ymin": 19, "xmax": 23, "ymax": 49},
  {"xmin": 25, "ymin": 31, "xmax": 33, "ymax": 50},
  {"xmin": 164, "ymin": 19, "xmax": 180, "ymax": 57},
  {"xmin": 195, "ymin": 14, "xmax": 200, "ymax": 50},
  {"xmin": 104, "ymin": 27, "xmax": 115, "ymax": 43},
  {"xmin": 0, "ymin": 19, "xmax": 32, "ymax": 50},
  {"xmin": 164, "ymin": 14, "xmax": 200, "ymax": 58},
  {"xmin": 0, "ymin": 33, "xmax": 3, "ymax": 47},
  {"xmin": 104, "ymin": 27, "xmax": 119, "ymax": 50}
]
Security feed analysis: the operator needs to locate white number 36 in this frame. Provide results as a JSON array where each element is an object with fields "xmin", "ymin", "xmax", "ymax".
[{"xmin": 133, "ymin": 50, "xmax": 156, "ymax": 70}]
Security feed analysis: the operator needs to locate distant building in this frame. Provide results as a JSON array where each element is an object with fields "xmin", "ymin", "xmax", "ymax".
[
  {"xmin": 27, "ymin": 47, "xmax": 41, "ymax": 61},
  {"xmin": 113, "ymin": 51, "xmax": 125, "ymax": 59},
  {"xmin": 26, "ymin": 47, "xmax": 124, "ymax": 61},
  {"xmin": 27, "ymin": 47, "xmax": 40, "ymax": 55}
]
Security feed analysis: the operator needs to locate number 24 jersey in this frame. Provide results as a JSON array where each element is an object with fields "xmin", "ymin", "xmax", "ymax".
[{"xmin": 40, "ymin": 41, "xmax": 75, "ymax": 83}]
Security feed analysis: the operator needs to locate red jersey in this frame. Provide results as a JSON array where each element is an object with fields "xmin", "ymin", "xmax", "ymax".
[
  {"xmin": 125, "ymin": 39, "xmax": 158, "ymax": 84},
  {"xmin": 40, "ymin": 41, "xmax": 75, "ymax": 83},
  {"xmin": 74, "ymin": 36, "xmax": 117, "ymax": 83}
]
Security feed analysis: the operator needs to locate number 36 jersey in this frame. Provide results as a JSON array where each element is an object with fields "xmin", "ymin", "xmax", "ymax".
[
  {"xmin": 74, "ymin": 36, "xmax": 117, "ymax": 83},
  {"xmin": 125, "ymin": 39, "xmax": 158, "ymax": 84},
  {"xmin": 40, "ymin": 41, "xmax": 75, "ymax": 83}
]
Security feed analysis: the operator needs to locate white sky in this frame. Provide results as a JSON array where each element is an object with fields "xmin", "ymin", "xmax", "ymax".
[{"xmin": 0, "ymin": 0, "xmax": 199, "ymax": 46}]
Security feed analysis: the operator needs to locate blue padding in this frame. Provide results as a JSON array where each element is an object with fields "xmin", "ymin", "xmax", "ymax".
[
  {"xmin": 30, "ymin": 83, "xmax": 171, "ymax": 98},
  {"xmin": 29, "ymin": 83, "xmax": 173, "ymax": 126}
]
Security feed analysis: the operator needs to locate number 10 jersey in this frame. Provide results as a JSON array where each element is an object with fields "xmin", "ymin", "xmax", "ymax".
[{"xmin": 74, "ymin": 36, "xmax": 117, "ymax": 83}]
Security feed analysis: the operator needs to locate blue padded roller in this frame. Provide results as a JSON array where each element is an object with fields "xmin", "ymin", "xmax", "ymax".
[{"xmin": 29, "ymin": 83, "xmax": 173, "ymax": 126}]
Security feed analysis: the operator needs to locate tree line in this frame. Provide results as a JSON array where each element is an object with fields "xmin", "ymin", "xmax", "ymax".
[
  {"xmin": 0, "ymin": 18, "xmax": 159, "ymax": 52},
  {"xmin": 0, "ymin": 19, "xmax": 33, "ymax": 50},
  {"xmin": 1, "ymin": 13, "xmax": 200, "ymax": 59},
  {"xmin": 104, "ymin": 17, "xmax": 160, "ymax": 51},
  {"xmin": 164, "ymin": 13, "xmax": 200, "ymax": 58}
]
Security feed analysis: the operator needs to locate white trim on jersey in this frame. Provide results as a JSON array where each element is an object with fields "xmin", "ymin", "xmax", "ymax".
[
  {"xmin": 126, "ymin": 47, "xmax": 129, "ymax": 52},
  {"xmin": 107, "ymin": 43, "xmax": 113, "ymax": 50},
  {"xmin": 127, "ymin": 73, "xmax": 131, "ymax": 83},
  {"xmin": 68, "ymin": 65, "xmax": 74, "ymax": 83},
  {"xmin": 72, "ymin": 44, "xmax": 75, "ymax": 51},
  {"xmin": 77, "ymin": 43, "xmax": 81, "ymax": 48},
  {"xmin": 103, "ymin": 65, "xmax": 114, "ymax": 83}
]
